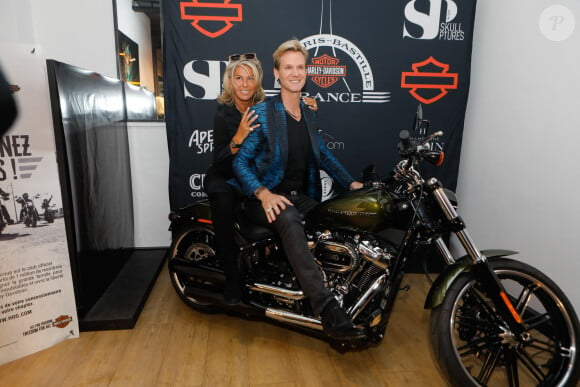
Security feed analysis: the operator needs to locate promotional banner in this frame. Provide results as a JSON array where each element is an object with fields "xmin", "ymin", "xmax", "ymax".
[
  {"xmin": 163, "ymin": 0, "xmax": 476, "ymax": 210},
  {"xmin": 0, "ymin": 45, "xmax": 78, "ymax": 365}
]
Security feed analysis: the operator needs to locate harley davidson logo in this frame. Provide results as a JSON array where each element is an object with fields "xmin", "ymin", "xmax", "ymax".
[
  {"xmin": 400, "ymin": 56, "xmax": 458, "ymax": 104},
  {"xmin": 307, "ymin": 54, "xmax": 347, "ymax": 88},
  {"xmin": 180, "ymin": 0, "xmax": 243, "ymax": 38},
  {"xmin": 52, "ymin": 315, "xmax": 73, "ymax": 329}
]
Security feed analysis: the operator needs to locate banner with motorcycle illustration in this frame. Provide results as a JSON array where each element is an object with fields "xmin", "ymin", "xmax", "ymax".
[
  {"xmin": 163, "ymin": 0, "xmax": 476, "ymax": 210},
  {"xmin": 0, "ymin": 45, "xmax": 78, "ymax": 366}
]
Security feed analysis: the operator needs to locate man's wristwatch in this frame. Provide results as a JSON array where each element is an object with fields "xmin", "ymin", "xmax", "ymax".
[{"xmin": 230, "ymin": 140, "xmax": 241, "ymax": 149}]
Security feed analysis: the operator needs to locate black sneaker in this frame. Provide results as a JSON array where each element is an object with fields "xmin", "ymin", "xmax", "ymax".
[{"xmin": 320, "ymin": 299, "xmax": 364, "ymax": 339}]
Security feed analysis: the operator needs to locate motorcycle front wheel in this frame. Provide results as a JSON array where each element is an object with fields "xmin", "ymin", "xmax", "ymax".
[
  {"xmin": 430, "ymin": 258, "xmax": 580, "ymax": 386},
  {"xmin": 168, "ymin": 225, "xmax": 218, "ymax": 313}
]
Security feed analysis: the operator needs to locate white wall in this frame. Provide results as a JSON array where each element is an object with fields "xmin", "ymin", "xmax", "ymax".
[
  {"xmin": 457, "ymin": 1, "xmax": 580, "ymax": 313},
  {"xmin": 127, "ymin": 122, "xmax": 171, "ymax": 248},
  {"xmin": 0, "ymin": 0, "xmax": 117, "ymax": 80}
]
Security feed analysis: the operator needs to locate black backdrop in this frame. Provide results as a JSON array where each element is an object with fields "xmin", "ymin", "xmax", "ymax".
[
  {"xmin": 47, "ymin": 60, "xmax": 158, "ymax": 321},
  {"xmin": 164, "ymin": 0, "xmax": 477, "ymax": 210}
]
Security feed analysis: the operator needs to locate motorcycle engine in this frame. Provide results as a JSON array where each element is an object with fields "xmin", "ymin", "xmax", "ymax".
[
  {"xmin": 313, "ymin": 240, "xmax": 358, "ymax": 273},
  {"xmin": 312, "ymin": 232, "xmax": 393, "ymax": 274},
  {"xmin": 311, "ymin": 231, "xmax": 395, "ymax": 302}
]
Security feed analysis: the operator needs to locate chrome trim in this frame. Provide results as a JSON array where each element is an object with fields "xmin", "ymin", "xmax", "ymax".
[
  {"xmin": 249, "ymin": 283, "xmax": 305, "ymax": 300},
  {"xmin": 358, "ymin": 241, "xmax": 389, "ymax": 270},
  {"xmin": 434, "ymin": 237, "xmax": 455, "ymax": 265},
  {"xmin": 428, "ymin": 178, "xmax": 485, "ymax": 263},
  {"xmin": 314, "ymin": 240, "xmax": 357, "ymax": 273},
  {"xmin": 346, "ymin": 273, "xmax": 387, "ymax": 320},
  {"xmin": 265, "ymin": 308, "xmax": 323, "ymax": 331}
]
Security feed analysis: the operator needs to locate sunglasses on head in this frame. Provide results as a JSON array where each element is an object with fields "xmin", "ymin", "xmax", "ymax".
[{"xmin": 229, "ymin": 52, "xmax": 257, "ymax": 62}]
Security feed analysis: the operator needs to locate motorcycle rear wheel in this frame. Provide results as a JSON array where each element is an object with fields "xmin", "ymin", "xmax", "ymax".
[
  {"xmin": 168, "ymin": 225, "xmax": 218, "ymax": 313},
  {"xmin": 430, "ymin": 258, "xmax": 580, "ymax": 386}
]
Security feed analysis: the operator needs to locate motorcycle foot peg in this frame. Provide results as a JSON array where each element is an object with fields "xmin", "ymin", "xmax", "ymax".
[{"xmin": 399, "ymin": 284, "xmax": 411, "ymax": 292}]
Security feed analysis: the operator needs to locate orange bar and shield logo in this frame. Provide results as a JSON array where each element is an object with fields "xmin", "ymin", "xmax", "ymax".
[
  {"xmin": 401, "ymin": 57, "xmax": 458, "ymax": 104},
  {"xmin": 180, "ymin": 0, "xmax": 243, "ymax": 38}
]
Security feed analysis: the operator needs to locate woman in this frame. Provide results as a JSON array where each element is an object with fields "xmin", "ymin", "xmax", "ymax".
[{"xmin": 205, "ymin": 53, "xmax": 317, "ymax": 304}]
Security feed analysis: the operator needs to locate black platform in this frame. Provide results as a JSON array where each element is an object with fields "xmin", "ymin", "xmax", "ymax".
[{"xmin": 79, "ymin": 248, "xmax": 167, "ymax": 331}]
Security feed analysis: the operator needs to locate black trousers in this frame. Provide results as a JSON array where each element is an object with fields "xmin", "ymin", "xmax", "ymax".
[
  {"xmin": 204, "ymin": 170, "xmax": 241, "ymax": 293},
  {"xmin": 244, "ymin": 193, "xmax": 333, "ymax": 315}
]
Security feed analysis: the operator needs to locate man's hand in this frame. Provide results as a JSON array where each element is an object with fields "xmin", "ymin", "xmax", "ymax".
[
  {"xmin": 349, "ymin": 181, "xmax": 363, "ymax": 190},
  {"xmin": 255, "ymin": 187, "xmax": 293, "ymax": 223}
]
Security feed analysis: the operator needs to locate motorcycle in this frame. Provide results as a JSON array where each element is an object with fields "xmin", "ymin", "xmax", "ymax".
[
  {"xmin": 41, "ymin": 195, "xmax": 55, "ymax": 223},
  {"xmin": 16, "ymin": 194, "xmax": 40, "ymax": 227},
  {"xmin": 0, "ymin": 190, "xmax": 10, "ymax": 234},
  {"xmin": 167, "ymin": 109, "xmax": 580, "ymax": 386}
]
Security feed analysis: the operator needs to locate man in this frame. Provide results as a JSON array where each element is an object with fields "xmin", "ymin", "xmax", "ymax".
[
  {"xmin": 233, "ymin": 39, "xmax": 363, "ymax": 339},
  {"xmin": 1, "ymin": 187, "xmax": 15, "ymax": 225}
]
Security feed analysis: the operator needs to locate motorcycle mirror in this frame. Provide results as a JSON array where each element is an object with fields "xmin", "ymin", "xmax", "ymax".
[{"xmin": 413, "ymin": 104, "xmax": 423, "ymax": 132}]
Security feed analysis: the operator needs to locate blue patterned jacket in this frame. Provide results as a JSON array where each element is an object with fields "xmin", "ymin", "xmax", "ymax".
[{"xmin": 232, "ymin": 95, "xmax": 354, "ymax": 201}]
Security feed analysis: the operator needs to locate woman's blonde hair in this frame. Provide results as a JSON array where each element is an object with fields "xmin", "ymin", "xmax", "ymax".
[
  {"xmin": 272, "ymin": 39, "xmax": 308, "ymax": 70},
  {"xmin": 217, "ymin": 59, "xmax": 265, "ymax": 105}
]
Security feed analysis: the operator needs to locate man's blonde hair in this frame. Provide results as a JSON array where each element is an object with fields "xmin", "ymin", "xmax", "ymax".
[{"xmin": 272, "ymin": 39, "xmax": 308, "ymax": 70}]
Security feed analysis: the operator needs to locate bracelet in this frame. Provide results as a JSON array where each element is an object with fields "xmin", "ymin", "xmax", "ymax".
[
  {"xmin": 254, "ymin": 186, "xmax": 266, "ymax": 198},
  {"xmin": 230, "ymin": 140, "xmax": 242, "ymax": 149}
]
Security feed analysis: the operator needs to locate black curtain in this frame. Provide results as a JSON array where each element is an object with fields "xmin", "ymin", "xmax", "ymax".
[{"xmin": 47, "ymin": 60, "xmax": 155, "ymax": 315}]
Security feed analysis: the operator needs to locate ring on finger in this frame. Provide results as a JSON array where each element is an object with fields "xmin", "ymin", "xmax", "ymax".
[{"xmin": 266, "ymin": 207, "xmax": 273, "ymax": 212}]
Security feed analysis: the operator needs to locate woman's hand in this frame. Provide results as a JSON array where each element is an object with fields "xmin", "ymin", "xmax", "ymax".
[
  {"xmin": 302, "ymin": 97, "xmax": 318, "ymax": 111},
  {"xmin": 256, "ymin": 188, "xmax": 293, "ymax": 223},
  {"xmin": 230, "ymin": 108, "xmax": 260, "ymax": 152}
]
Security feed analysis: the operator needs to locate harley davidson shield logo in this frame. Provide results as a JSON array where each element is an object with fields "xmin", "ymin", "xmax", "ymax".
[
  {"xmin": 52, "ymin": 315, "xmax": 73, "ymax": 329},
  {"xmin": 180, "ymin": 0, "xmax": 243, "ymax": 39},
  {"xmin": 400, "ymin": 56, "xmax": 458, "ymax": 104},
  {"xmin": 307, "ymin": 54, "xmax": 347, "ymax": 88}
]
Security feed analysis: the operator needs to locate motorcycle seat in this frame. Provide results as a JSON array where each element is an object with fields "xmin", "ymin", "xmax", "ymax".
[{"xmin": 235, "ymin": 203, "xmax": 276, "ymax": 242}]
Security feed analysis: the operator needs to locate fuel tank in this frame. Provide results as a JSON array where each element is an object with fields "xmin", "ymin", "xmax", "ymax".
[{"xmin": 308, "ymin": 186, "xmax": 408, "ymax": 232}]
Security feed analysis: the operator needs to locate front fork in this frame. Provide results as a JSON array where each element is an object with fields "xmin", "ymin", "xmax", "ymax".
[{"xmin": 426, "ymin": 178, "xmax": 525, "ymax": 334}]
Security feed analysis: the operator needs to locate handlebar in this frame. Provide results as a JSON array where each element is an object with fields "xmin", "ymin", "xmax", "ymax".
[{"xmin": 397, "ymin": 129, "xmax": 445, "ymax": 166}]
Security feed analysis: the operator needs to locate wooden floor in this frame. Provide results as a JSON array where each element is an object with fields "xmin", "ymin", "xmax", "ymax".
[{"xmin": 0, "ymin": 265, "xmax": 450, "ymax": 386}]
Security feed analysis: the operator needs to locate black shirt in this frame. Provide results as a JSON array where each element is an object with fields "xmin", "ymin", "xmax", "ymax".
[{"xmin": 275, "ymin": 114, "xmax": 311, "ymax": 194}]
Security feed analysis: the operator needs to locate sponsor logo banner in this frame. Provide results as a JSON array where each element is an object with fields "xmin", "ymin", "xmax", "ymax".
[{"xmin": 163, "ymin": 0, "xmax": 477, "ymax": 210}]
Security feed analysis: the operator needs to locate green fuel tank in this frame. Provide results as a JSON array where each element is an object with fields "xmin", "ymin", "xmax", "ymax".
[{"xmin": 308, "ymin": 186, "xmax": 407, "ymax": 232}]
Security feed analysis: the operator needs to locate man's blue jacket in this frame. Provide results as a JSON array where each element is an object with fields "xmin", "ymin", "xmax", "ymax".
[{"xmin": 232, "ymin": 95, "xmax": 355, "ymax": 201}]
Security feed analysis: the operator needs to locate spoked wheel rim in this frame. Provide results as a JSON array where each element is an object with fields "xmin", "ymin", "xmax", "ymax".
[
  {"xmin": 449, "ymin": 268, "xmax": 577, "ymax": 386},
  {"xmin": 169, "ymin": 228, "xmax": 216, "ymax": 307}
]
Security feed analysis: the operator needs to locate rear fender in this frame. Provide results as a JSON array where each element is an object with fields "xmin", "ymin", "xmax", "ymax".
[
  {"xmin": 424, "ymin": 249, "xmax": 518, "ymax": 309},
  {"xmin": 169, "ymin": 200, "xmax": 212, "ymax": 231}
]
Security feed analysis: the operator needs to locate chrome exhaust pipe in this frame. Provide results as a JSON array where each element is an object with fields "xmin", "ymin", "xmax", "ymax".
[
  {"xmin": 265, "ymin": 308, "xmax": 323, "ymax": 331},
  {"xmin": 248, "ymin": 283, "xmax": 305, "ymax": 300},
  {"xmin": 346, "ymin": 273, "xmax": 387, "ymax": 320}
]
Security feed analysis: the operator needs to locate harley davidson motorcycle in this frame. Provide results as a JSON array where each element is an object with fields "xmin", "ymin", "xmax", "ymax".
[
  {"xmin": 16, "ymin": 193, "xmax": 40, "ymax": 227},
  {"xmin": 41, "ymin": 195, "xmax": 55, "ymax": 223},
  {"xmin": 0, "ymin": 190, "xmax": 10, "ymax": 234},
  {"xmin": 167, "ymin": 109, "xmax": 580, "ymax": 386}
]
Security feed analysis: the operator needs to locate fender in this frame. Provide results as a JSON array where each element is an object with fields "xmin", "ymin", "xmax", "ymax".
[
  {"xmin": 168, "ymin": 200, "xmax": 213, "ymax": 230},
  {"xmin": 423, "ymin": 249, "xmax": 518, "ymax": 309}
]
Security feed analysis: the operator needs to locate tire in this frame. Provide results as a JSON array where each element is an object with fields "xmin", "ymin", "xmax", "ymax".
[
  {"xmin": 430, "ymin": 258, "xmax": 580, "ymax": 386},
  {"xmin": 168, "ymin": 225, "xmax": 218, "ymax": 313}
]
